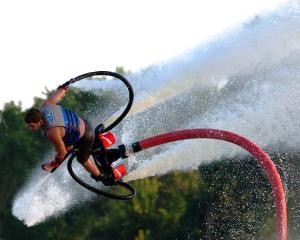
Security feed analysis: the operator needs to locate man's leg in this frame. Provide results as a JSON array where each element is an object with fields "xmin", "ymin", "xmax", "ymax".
[{"xmin": 83, "ymin": 159, "xmax": 100, "ymax": 177}]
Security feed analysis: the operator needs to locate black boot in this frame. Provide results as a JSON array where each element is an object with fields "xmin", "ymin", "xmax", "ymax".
[{"xmin": 91, "ymin": 174, "xmax": 115, "ymax": 186}]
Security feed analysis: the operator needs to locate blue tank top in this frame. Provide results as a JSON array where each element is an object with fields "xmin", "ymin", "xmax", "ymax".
[{"xmin": 40, "ymin": 105, "xmax": 81, "ymax": 145}]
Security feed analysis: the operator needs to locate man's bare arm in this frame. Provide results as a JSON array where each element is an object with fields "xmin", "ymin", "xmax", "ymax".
[
  {"xmin": 46, "ymin": 128, "xmax": 67, "ymax": 158},
  {"xmin": 42, "ymin": 88, "xmax": 67, "ymax": 106}
]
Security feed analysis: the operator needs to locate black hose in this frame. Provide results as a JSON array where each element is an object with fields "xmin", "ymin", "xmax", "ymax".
[
  {"xmin": 60, "ymin": 71, "xmax": 134, "ymax": 132},
  {"xmin": 67, "ymin": 153, "xmax": 136, "ymax": 200}
]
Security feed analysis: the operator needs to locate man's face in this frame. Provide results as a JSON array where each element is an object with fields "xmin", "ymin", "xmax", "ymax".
[{"xmin": 27, "ymin": 120, "xmax": 43, "ymax": 131}]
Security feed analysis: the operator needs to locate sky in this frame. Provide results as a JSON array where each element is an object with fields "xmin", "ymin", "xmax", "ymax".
[{"xmin": 0, "ymin": 0, "xmax": 289, "ymax": 110}]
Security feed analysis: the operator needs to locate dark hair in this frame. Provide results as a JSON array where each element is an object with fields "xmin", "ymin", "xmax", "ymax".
[{"xmin": 24, "ymin": 108, "xmax": 44, "ymax": 123}]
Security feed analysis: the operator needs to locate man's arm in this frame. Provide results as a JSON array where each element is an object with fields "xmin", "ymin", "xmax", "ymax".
[
  {"xmin": 41, "ymin": 127, "xmax": 67, "ymax": 172},
  {"xmin": 46, "ymin": 127, "xmax": 67, "ymax": 159},
  {"xmin": 42, "ymin": 88, "xmax": 67, "ymax": 106}
]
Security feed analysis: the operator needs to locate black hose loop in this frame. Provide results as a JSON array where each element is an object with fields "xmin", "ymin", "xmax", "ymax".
[{"xmin": 60, "ymin": 71, "xmax": 134, "ymax": 132}]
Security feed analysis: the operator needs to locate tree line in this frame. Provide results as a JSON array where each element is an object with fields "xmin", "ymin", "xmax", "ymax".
[{"xmin": 0, "ymin": 79, "xmax": 298, "ymax": 239}]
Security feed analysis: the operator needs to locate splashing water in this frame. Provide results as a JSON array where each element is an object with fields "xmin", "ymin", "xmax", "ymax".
[{"xmin": 12, "ymin": 2, "xmax": 300, "ymax": 232}]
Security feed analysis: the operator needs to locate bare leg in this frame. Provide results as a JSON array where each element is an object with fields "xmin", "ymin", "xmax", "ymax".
[{"xmin": 83, "ymin": 159, "xmax": 100, "ymax": 177}]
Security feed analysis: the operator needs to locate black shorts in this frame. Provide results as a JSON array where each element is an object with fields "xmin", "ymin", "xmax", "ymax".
[{"xmin": 76, "ymin": 119, "xmax": 95, "ymax": 164}]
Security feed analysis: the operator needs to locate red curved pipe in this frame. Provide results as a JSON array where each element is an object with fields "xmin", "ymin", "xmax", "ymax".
[{"xmin": 135, "ymin": 129, "xmax": 286, "ymax": 240}]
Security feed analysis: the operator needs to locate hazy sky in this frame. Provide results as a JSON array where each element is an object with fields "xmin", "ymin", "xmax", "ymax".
[{"xmin": 0, "ymin": 0, "xmax": 288, "ymax": 109}]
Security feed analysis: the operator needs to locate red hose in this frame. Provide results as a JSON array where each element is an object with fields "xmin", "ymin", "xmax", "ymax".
[{"xmin": 136, "ymin": 129, "xmax": 287, "ymax": 240}]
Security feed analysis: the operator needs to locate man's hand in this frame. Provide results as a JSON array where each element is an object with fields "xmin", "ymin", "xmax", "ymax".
[
  {"xmin": 42, "ymin": 156, "xmax": 64, "ymax": 173},
  {"xmin": 57, "ymin": 85, "xmax": 69, "ymax": 92}
]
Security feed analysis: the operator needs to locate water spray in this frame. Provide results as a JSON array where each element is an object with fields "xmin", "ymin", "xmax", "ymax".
[{"xmin": 12, "ymin": 4, "xmax": 300, "ymax": 238}]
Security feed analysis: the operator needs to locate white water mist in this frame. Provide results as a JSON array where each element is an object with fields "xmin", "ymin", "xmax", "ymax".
[{"xmin": 12, "ymin": 2, "xmax": 300, "ymax": 227}]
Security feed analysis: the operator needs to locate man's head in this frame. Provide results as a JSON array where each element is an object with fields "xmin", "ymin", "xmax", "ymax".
[{"xmin": 24, "ymin": 108, "xmax": 44, "ymax": 131}]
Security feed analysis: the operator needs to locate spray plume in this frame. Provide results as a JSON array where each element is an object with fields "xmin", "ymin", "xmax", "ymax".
[{"xmin": 12, "ymin": 2, "xmax": 300, "ymax": 227}]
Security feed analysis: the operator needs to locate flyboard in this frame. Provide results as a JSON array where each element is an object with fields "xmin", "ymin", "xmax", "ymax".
[{"xmin": 57, "ymin": 71, "xmax": 286, "ymax": 240}]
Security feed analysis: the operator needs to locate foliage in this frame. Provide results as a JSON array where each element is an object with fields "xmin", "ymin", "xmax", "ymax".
[{"xmin": 0, "ymin": 77, "xmax": 297, "ymax": 239}]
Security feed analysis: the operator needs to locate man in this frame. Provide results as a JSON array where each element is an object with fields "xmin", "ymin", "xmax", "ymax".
[{"xmin": 24, "ymin": 86, "xmax": 101, "ymax": 179}]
